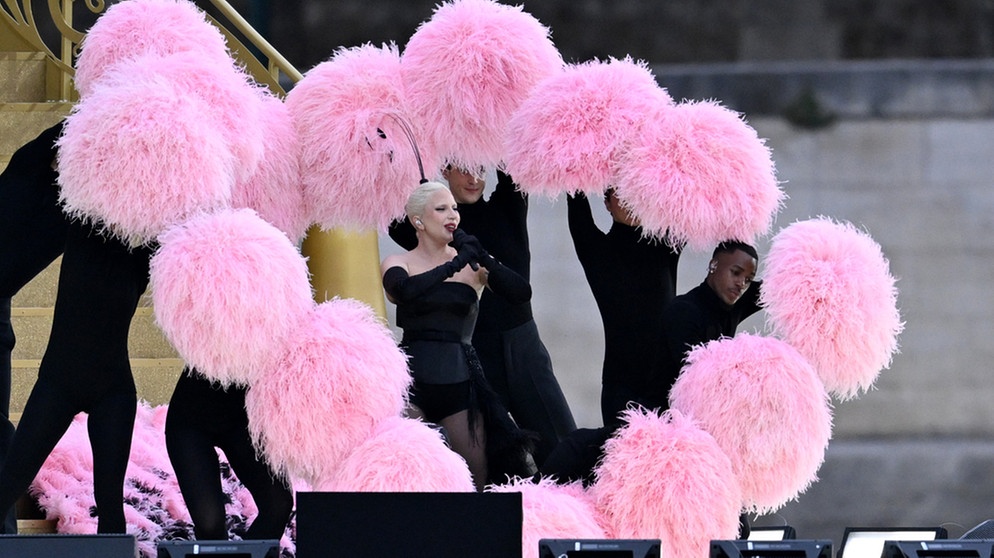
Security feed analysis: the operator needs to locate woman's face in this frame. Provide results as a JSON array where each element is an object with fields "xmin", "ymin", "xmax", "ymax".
[{"xmin": 418, "ymin": 188, "xmax": 460, "ymax": 242}]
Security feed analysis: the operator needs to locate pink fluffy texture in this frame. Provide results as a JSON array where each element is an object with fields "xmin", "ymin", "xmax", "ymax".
[
  {"xmin": 288, "ymin": 43, "xmax": 428, "ymax": 231},
  {"xmin": 74, "ymin": 0, "xmax": 230, "ymax": 98},
  {"xmin": 232, "ymin": 92, "xmax": 310, "ymax": 242},
  {"xmin": 31, "ymin": 403, "xmax": 292, "ymax": 558},
  {"xmin": 401, "ymin": 0, "xmax": 564, "ymax": 169},
  {"xmin": 321, "ymin": 416, "xmax": 475, "ymax": 492},
  {"xmin": 503, "ymin": 57, "xmax": 673, "ymax": 197},
  {"xmin": 669, "ymin": 334, "xmax": 833, "ymax": 514},
  {"xmin": 614, "ymin": 100, "xmax": 784, "ymax": 249},
  {"xmin": 150, "ymin": 208, "xmax": 314, "ymax": 387},
  {"xmin": 245, "ymin": 299, "xmax": 412, "ymax": 486},
  {"xmin": 760, "ymin": 217, "xmax": 904, "ymax": 400},
  {"xmin": 126, "ymin": 50, "xmax": 267, "ymax": 184},
  {"xmin": 590, "ymin": 409, "xmax": 741, "ymax": 558},
  {"xmin": 57, "ymin": 61, "xmax": 236, "ymax": 247},
  {"xmin": 489, "ymin": 478, "xmax": 606, "ymax": 558}
]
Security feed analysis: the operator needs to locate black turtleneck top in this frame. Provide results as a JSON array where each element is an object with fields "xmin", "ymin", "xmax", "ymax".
[
  {"xmin": 643, "ymin": 279, "xmax": 762, "ymax": 410},
  {"xmin": 566, "ymin": 193, "xmax": 682, "ymax": 391}
]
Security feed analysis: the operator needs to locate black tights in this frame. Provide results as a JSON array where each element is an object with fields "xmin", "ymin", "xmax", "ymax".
[
  {"xmin": 166, "ymin": 370, "xmax": 293, "ymax": 540},
  {"xmin": 0, "ymin": 219, "xmax": 152, "ymax": 534},
  {"xmin": 0, "ymin": 379, "xmax": 137, "ymax": 533}
]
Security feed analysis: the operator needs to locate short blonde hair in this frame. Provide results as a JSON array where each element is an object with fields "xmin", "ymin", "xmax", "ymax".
[{"xmin": 405, "ymin": 181, "xmax": 450, "ymax": 221}]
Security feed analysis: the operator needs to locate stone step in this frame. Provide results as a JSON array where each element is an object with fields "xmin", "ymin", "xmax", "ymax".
[
  {"xmin": 0, "ymin": 102, "xmax": 72, "ymax": 170},
  {"xmin": 9, "ymin": 357, "xmax": 186, "ymax": 422},
  {"xmin": 0, "ymin": 52, "xmax": 46, "ymax": 102},
  {"xmin": 10, "ymin": 257, "xmax": 59, "ymax": 309}
]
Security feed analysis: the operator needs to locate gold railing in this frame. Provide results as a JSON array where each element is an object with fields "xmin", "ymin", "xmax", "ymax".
[{"xmin": 0, "ymin": 0, "xmax": 303, "ymax": 99}]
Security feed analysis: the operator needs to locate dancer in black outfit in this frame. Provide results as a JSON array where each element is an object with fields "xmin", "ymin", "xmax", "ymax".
[
  {"xmin": 541, "ymin": 242, "xmax": 760, "ymax": 500},
  {"xmin": 390, "ymin": 168, "xmax": 575, "ymax": 466},
  {"xmin": 567, "ymin": 190, "xmax": 682, "ymax": 426},
  {"xmin": 383, "ymin": 181, "xmax": 536, "ymax": 490},
  {"xmin": 0, "ymin": 218, "xmax": 154, "ymax": 534},
  {"xmin": 165, "ymin": 369, "xmax": 293, "ymax": 540},
  {"xmin": 0, "ymin": 121, "xmax": 70, "ymax": 532}
]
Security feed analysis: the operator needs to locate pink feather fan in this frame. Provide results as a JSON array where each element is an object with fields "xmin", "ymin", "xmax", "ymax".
[
  {"xmin": 614, "ymin": 100, "xmax": 784, "ymax": 249},
  {"xmin": 503, "ymin": 57, "xmax": 673, "ymax": 198},
  {"xmin": 761, "ymin": 217, "xmax": 904, "ymax": 400},
  {"xmin": 57, "ymin": 57, "xmax": 237, "ymax": 247},
  {"xmin": 150, "ymin": 208, "xmax": 314, "ymax": 387},
  {"xmin": 669, "ymin": 334, "xmax": 833, "ymax": 514},
  {"xmin": 245, "ymin": 299, "xmax": 411, "ymax": 487},
  {"xmin": 590, "ymin": 409, "xmax": 741, "ymax": 558},
  {"xmin": 489, "ymin": 477, "xmax": 606, "ymax": 558},
  {"xmin": 288, "ymin": 43, "xmax": 427, "ymax": 231},
  {"xmin": 232, "ymin": 92, "xmax": 310, "ymax": 243},
  {"xmin": 74, "ymin": 0, "xmax": 231, "ymax": 98},
  {"xmin": 321, "ymin": 416, "xmax": 475, "ymax": 493},
  {"xmin": 401, "ymin": 0, "xmax": 564, "ymax": 169}
]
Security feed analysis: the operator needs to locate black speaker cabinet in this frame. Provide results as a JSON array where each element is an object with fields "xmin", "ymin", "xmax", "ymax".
[
  {"xmin": 296, "ymin": 491, "xmax": 523, "ymax": 558},
  {"xmin": 0, "ymin": 533, "xmax": 135, "ymax": 557}
]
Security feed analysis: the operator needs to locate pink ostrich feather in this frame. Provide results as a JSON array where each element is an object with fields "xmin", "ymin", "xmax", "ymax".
[
  {"xmin": 669, "ymin": 334, "xmax": 833, "ymax": 514},
  {"xmin": 761, "ymin": 217, "xmax": 904, "ymax": 400},
  {"xmin": 489, "ymin": 477, "xmax": 606, "ymax": 558},
  {"xmin": 232, "ymin": 91, "xmax": 310, "ymax": 243},
  {"xmin": 401, "ymin": 0, "xmax": 564, "ymax": 169},
  {"xmin": 245, "ymin": 299, "xmax": 412, "ymax": 486},
  {"xmin": 74, "ymin": 0, "xmax": 230, "ymax": 98},
  {"xmin": 321, "ymin": 416, "xmax": 475, "ymax": 492},
  {"xmin": 150, "ymin": 208, "xmax": 314, "ymax": 387},
  {"xmin": 57, "ymin": 60, "xmax": 236, "ymax": 247},
  {"xmin": 614, "ymin": 100, "xmax": 784, "ymax": 249},
  {"xmin": 288, "ymin": 42, "xmax": 428, "ymax": 232},
  {"xmin": 590, "ymin": 409, "xmax": 741, "ymax": 558},
  {"xmin": 503, "ymin": 57, "xmax": 673, "ymax": 198}
]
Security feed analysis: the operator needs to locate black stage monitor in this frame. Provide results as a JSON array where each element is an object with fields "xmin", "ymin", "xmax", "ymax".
[
  {"xmin": 838, "ymin": 528, "xmax": 948, "ymax": 558},
  {"xmin": 0, "ymin": 534, "xmax": 135, "ymax": 558},
  {"xmin": 711, "ymin": 539, "xmax": 833, "ymax": 558},
  {"xmin": 539, "ymin": 538, "xmax": 661, "ymax": 557},
  {"xmin": 749, "ymin": 526, "xmax": 798, "ymax": 541},
  {"xmin": 156, "ymin": 539, "xmax": 280, "ymax": 558},
  {"xmin": 296, "ymin": 491, "xmax": 523, "ymax": 558},
  {"xmin": 882, "ymin": 540, "xmax": 994, "ymax": 558}
]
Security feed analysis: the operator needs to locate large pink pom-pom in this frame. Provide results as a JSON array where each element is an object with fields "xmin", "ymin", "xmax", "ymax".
[
  {"xmin": 489, "ymin": 478, "xmax": 606, "ymax": 558},
  {"xmin": 288, "ymin": 43, "xmax": 427, "ymax": 231},
  {"xmin": 151, "ymin": 208, "xmax": 314, "ymax": 387},
  {"xmin": 74, "ymin": 0, "xmax": 230, "ymax": 98},
  {"xmin": 321, "ymin": 416, "xmax": 475, "ymax": 492},
  {"xmin": 58, "ymin": 61, "xmax": 235, "ymax": 246},
  {"xmin": 590, "ymin": 409, "xmax": 741, "ymax": 558},
  {"xmin": 504, "ymin": 57, "xmax": 673, "ymax": 198},
  {"xmin": 245, "ymin": 299, "xmax": 411, "ymax": 486},
  {"xmin": 614, "ymin": 100, "xmax": 784, "ymax": 249},
  {"xmin": 761, "ymin": 218, "xmax": 904, "ymax": 400},
  {"xmin": 233, "ymin": 92, "xmax": 309, "ymax": 242},
  {"xmin": 401, "ymin": 0, "xmax": 563, "ymax": 169},
  {"xmin": 669, "ymin": 334, "xmax": 833, "ymax": 514}
]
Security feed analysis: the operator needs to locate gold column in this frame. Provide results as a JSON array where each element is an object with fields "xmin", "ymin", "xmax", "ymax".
[{"xmin": 301, "ymin": 226, "xmax": 387, "ymax": 320}]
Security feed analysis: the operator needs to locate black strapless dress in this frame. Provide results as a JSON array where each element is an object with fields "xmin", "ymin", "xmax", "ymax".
[{"xmin": 396, "ymin": 281, "xmax": 537, "ymax": 484}]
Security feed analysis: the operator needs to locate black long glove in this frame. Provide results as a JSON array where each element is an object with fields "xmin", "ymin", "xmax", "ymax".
[
  {"xmin": 382, "ymin": 231, "xmax": 481, "ymax": 303},
  {"xmin": 451, "ymin": 229, "xmax": 531, "ymax": 303},
  {"xmin": 383, "ymin": 254, "xmax": 469, "ymax": 304}
]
